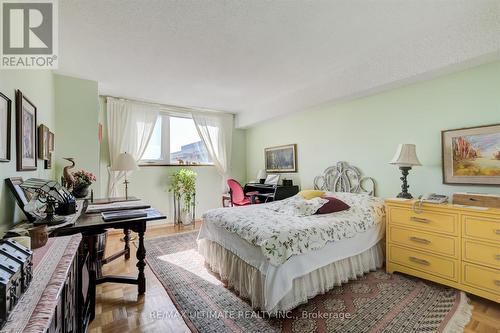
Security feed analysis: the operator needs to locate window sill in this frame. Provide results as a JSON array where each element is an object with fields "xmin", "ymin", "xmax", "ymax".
[{"xmin": 138, "ymin": 163, "xmax": 214, "ymax": 167}]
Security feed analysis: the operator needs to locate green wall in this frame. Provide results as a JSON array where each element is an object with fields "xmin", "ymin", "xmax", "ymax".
[
  {"xmin": 98, "ymin": 97, "xmax": 247, "ymax": 221},
  {"xmin": 246, "ymin": 61, "xmax": 500, "ymax": 198},
  {"xmin": 0, "ymin": 70, "xmax": 56, "ymax": 231},
  {"xmin": 54, "ymin": 74, "xmax": 100, "ymax": 195}
]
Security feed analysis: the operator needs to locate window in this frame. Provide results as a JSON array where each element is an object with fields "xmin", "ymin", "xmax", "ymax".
[{"xmin": 140, "ymin": 114, "xmax": 212, "ymax": 165}]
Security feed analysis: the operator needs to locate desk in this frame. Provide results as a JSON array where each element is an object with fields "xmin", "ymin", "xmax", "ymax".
[
  {"xmin": 243, "ymin": 183, "xmax": 299, "ymax": 202},
  {"xmin": 52, "ymin": 206, "xmax": 165, "ymax": 320}
]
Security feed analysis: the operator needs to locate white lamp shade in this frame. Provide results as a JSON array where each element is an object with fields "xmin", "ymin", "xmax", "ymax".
[
  {"xmin": 111, "ymin": 152, "xmax": 139, "ymax": 171},
  {"xmin": 390, "ymin": 144, "xmax": 422, "ymax": 167},
  {"xmin": 257, "ymin": 169, "xmax": 267, "ymax": 179}
]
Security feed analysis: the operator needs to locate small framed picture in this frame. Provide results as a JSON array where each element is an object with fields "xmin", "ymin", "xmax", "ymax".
[
  {"xmin": 38, "ymin": 124, "xmax": 50, "ymax": 160},
  {"xmin": 16, "ymin": 90, "xmax": 37, "ymax": 171},
  {"xmin": 442, "ymin": 123, "xmax": 500, "ymax": 185},
  {"xmin": 265, "ymin": 144, "xmax": 297, "ymax": 173},
  {"xmin": 0, "ymin": 92, "xmax": 11, "ymax": 162},
  {"xmin": 45, "ymin": 152, "xmax": 52, "ymax": 169},
  {"xmin": 49, "ymin": 131, "xmax": 54, "ymax": 152}
]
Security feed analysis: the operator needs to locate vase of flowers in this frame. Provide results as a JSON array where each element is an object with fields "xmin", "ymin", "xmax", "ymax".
[
  {"xmin": 169, "ymin": 169, "xmax": 197, "ymax": 225},
  {"xmin": 72, "ymin": 169, "xmax": 97, "ymax": 198}
]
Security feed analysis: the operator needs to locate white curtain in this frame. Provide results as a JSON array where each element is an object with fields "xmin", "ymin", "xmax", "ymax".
[
  {"xmin": 107, "ymin": 98, "xmax": 159, "ymax": 197},
  {"xmin": 192, "ymin": 112, "xmax": 233, "ymax": 192}
]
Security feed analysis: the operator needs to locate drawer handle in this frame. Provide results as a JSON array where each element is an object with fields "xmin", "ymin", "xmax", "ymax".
[
  {"xmin": 496, "ymin": 254, "xmax": 500, "ymax": 261},
  {"xmin": 495, "ymin": 229, "xmax": 500, "ymax": 235},
  {"xmin": 410, "ymin": 217, "xmax": 430, "ymax": 224},
  {"xmin": 409, "ymin": 236, "xmax": 431, "ymax": 244},
  {"xmin": 409, "ymin": 256, "xmax": 430, "ymax": 266},
  {"xmin": 495, "ymin": 280, "xmax": 500, "ymax": 287}
]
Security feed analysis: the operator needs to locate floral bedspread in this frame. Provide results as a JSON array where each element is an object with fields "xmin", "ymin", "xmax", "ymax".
[{"xmin": 201, "ymin": 193, "xmax": 385, "ymax": 266}]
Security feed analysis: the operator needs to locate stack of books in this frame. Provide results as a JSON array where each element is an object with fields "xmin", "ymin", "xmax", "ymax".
[{"xmin": 101, "ymin": 209, "xmax": 148, "ymax": 222}]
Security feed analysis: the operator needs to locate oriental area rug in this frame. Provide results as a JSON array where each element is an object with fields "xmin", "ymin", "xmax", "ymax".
[{"xmin": 145, "ymin": 231, "xmax": 472, "ymax": 333}]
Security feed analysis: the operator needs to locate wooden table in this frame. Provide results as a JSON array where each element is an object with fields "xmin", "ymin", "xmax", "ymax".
[{"xmin": 52, "ymin": 207, "xmax": 166, "ymax": 319}]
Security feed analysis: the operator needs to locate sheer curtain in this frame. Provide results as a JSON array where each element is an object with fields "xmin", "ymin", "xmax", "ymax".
[
  {"xmin": 192, "ymin": 112, "xmax": 233, "ymax": 192},
  {"xmin": 107, "ymin": 97, "xmax": 159, "ymax": 197}
]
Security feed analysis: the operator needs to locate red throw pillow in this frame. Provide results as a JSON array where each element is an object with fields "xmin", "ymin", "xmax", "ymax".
[{"xmin": 316, "ymin": 197, "xmax": 350, "ymax": 214}]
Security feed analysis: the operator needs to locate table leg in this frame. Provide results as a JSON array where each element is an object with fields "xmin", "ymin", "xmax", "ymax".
[
  {"xmin": 83, "ymin": 234, "xmax": 98, "ymax": 320},
  {"xmin": 123, "ymin": 228, "xmax": 130, "ymax": 260},
  {"xmin": 136, "ymin": 222, "xmax": 146, "ymax": 295}
]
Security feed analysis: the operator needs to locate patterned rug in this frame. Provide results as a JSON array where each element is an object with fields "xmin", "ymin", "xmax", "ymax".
[{"xmin": 145, "ymin": 231, "xmax": 472, "ymax": 333}]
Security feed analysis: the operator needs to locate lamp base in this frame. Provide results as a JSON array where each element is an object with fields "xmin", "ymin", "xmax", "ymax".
[
  {"xmin": 397, "ymin": 166, "xmax": 413, "ymax": 199},
  {"xmin": 396, "ymin": 192, "xmax": 413, "ymax": 199}
]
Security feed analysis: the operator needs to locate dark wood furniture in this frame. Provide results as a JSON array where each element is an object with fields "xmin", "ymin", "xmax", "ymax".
[
  {"xmin": 243, "ymin": 183, "xmax": 299, "ymax": 202},
  {"xmin": 51, "ymin": 207, "xmax": 165, "ymax": 320},
  {"xmin": 0, "ymin": 235, "xmax": 83, "ymax": 333},
  {"xmin": 222, "ymin": 193, "xmax": 231, "ymax": 207}
]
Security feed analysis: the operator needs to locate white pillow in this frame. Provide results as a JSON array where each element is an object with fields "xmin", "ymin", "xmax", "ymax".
[{"xmin": 278, "ymin": 196, "xmax": 328, "ymax": 217}]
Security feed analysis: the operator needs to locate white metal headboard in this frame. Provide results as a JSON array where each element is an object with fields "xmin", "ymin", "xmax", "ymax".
[{"xmin": 313, "ymin": 161, "xmax": 376, "ymax": 196}]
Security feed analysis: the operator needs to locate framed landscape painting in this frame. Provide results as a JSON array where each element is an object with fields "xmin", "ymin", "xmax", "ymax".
[
  {"xmin": 0, "ymin": 92, "xmax": 11, "ymax": 162},
  {"xmin": 442, "ymin": 124, "xmax": 500, "ymax": 185},
  {"xmin": 16, "ymin": 90, "xmax": 37, "ymax": 171},
  {"xmin": 265, "ymin": 144, "xmax": 297, "ymax": 173}
]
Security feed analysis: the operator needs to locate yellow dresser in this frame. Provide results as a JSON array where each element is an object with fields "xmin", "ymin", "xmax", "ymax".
[{"xmin": 385, "ymin": 199, "xmax": 500, "ymax": 303}]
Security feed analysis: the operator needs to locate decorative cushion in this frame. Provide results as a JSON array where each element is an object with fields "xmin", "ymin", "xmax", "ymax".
[
  {"xmin": 275, "ymin": 196, "xmax": 328, "ymax": 217},
  {"xmin": 316, "ymin": 196, "xmax": 350, "ymax": 214},
  {"xmin": 297, "ymin": 190, "xmax": 325, "ymax": 200}
]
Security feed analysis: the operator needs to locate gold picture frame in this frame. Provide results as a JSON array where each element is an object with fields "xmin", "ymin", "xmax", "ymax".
[
  {"xmin": 38, "ymin": 124, "xmax": 50, "ymax": 160},
  {"xmin": 265, "ymin": 144, "xmax": 297, "ymax": 173},
  {"xmin": 442, "ymin": 123, "xmax": 500, "ymax": 185}
]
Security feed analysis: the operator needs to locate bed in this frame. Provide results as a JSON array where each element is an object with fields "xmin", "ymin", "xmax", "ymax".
[{"xmin": 197, "ymin": 162, "xmax": 386, "ymax": 313}]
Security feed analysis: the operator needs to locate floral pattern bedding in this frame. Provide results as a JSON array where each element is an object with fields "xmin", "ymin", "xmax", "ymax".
[{"xmin": 201, "ymin": 193, "xmax": 385, "ymax": 266}]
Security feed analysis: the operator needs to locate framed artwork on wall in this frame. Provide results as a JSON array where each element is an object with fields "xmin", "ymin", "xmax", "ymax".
[
  {"xmin": 45, "ymin": 132, "xmax": 54, "ymax": 169},
  {"xmin": 0, "ymin": 92, "xmax": 11, "ymax": 162},
  {"xmin": 265, "ymin": 144, "xmax": 297, "ymax": 173},
  {"xmin": 442, "ymin": 123, "xmax": 500, "ymax": 185},
  {"xmin": 49, "ymin": 131, "xmax": 54, "ymax": 152},
  {"xmin": 16, "ymin": 90, "xmax": 37, "ymax": 171},
  {"xmin": 45, "ymin": 152, "xmax": 52, "ymax": 169},
  {"xmin": 38, "ymin": 124, "xmax": 50, "ymax": 160}
]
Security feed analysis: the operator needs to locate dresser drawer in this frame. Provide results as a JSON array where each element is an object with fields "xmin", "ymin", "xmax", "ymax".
[
  {"xmin": 462, "ymin": 215, "xmax": 500, "ymax": 243},
  {"xmin": 463, "ymin": 239, "xmax": 500, "ymax": 270},
  {"xmin": 389, "ymin": 225, "xmax": 458, "ymax": 257},
  {"xmin": 462, "ymin": 263, "xmax": 500, "ymax": 296},
  {"xmin": 388, "ymin": 245, "xmax": 458, "ymax": 281},
  {"xmin": 388, "ymin": 207, "xmax": 458, "ymax": 235}
]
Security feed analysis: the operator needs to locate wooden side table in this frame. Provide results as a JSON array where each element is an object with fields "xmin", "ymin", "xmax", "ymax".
[{"xmin": 222, "ymin": 193, "xmax": 232, "ymax": 207}]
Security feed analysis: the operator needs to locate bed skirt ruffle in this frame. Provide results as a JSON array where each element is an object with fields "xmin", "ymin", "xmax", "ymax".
[{"xmin": 198, "ymin": 239, "xmax": 384, "ymax": 313}]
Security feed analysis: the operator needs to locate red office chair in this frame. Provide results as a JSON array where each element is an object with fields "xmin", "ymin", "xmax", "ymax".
[{"xmin": 227, "ymin": 179, "xmax": 259, "ymax": 206}]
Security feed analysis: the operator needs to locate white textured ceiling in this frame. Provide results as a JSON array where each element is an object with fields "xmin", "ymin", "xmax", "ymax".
[{"xmin": 57, "ymin": 0, "xmax": 500, "ymax": 128}]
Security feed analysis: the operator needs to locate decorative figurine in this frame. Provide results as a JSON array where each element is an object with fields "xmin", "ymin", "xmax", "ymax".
[{"xmin": 62, "ymin": 157, "xmax": 75, "ymax": 190}]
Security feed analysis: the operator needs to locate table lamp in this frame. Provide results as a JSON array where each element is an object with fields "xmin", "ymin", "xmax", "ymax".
[
  {"xmin": 257, "ymin": 170, "xmax": 267, "ymax": 184},
  {"xmin": 389, "ymin": 144, "xmax": 421, "ymax": 199},
  {"xmin": 111, "ymin": 152, "xmax": 138, "ymax": 199}
]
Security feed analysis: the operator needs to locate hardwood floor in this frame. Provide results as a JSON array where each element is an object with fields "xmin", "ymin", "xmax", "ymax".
[
  {"xmin": 89, "ymin": 223, "xmax": 500, "ymax": 333},
  {"xmin": 88, "ymin": 223, "xmax": 198, "ymax": 333}
]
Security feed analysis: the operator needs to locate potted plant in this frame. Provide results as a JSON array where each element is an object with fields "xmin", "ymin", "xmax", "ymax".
[
  {"xmin": 169, "ymin": 168, "xmax": 197, "ymax": 225},
  {"xmin": 72, "ymin": 169, "xmax": 96, "ymax": 198}
]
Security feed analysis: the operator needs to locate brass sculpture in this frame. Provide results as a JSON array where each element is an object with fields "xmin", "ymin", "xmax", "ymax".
[{"xmin": 62, "ymin": 157, "xmax": 75, "ymax": 189}]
